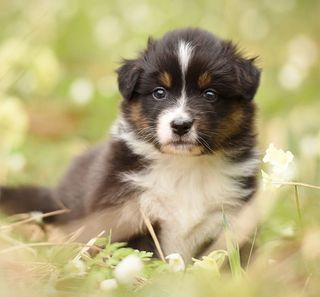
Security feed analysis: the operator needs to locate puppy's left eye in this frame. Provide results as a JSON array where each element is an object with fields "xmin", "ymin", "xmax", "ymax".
[
  {"xmin": 203, "ymin": 89, "xmax": 217, "ymax": 101},
  {"xmin": 152, "ymin": 87, "xmax": 167, "ymax": 100}
]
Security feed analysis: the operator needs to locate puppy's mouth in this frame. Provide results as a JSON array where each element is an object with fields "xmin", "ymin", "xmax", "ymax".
[{"xmin": 160, "ymin": 140, "xmax": 203, "ymax": 156}]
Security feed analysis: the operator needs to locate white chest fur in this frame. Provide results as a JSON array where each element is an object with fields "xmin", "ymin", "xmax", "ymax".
[{"xmin": 121, "ymin": 152, "xmax": 259, "ymax": 260}]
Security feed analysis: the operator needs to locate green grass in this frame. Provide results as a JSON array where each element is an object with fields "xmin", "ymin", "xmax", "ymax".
[{"xmin": 1, "ymin": 182, "xmax": 320, "ymax": 297}]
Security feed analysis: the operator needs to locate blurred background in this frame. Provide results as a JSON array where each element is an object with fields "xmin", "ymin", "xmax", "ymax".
[
  {"xmin": 0, "ymin": 1, "xmax": 320, "ymax": 295},
  {"xmin": 1, "ymin": 0, "xmax": 320, "ymax": 218}
]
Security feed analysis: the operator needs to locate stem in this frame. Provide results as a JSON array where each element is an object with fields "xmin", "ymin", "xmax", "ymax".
[
  {"xmin": 273, "ymin": 181, "xmax": 320, "ymax": 191},
  {"xmin": 0, "ymin": 209, "xmax": 70, "ymax": 230},
  {"xmin": 140, "ymin": 208, "xmax": 166, "ymax": 262},
  {"xmin": 294, "ymin": 185, "xmax": 303, "ymax": 227}
]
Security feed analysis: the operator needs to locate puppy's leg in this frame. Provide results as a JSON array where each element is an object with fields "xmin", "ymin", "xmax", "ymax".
[
  {"xmin": 198, "ymin": 200, "xmax": 259, "ymax": 259},
  {"xmin": 56, "ymin": 199, "xmax": 145, "ymax": 243}
]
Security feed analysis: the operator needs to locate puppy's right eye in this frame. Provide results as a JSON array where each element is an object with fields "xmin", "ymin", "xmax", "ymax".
[
  {"xmin": 203, "ymin": 89, "xmax": 217, "ymax": 101},
  {"xmin": 152, "ymin": 87, "xmax": 167, "ymax": 100}
]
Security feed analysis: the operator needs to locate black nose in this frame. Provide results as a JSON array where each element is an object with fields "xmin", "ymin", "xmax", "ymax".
[{"xmin": 170, "ymin": 119, "xmax": 194, "ymax": 136}]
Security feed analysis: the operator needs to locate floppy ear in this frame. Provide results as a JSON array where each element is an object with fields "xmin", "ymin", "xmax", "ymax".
[
  {"xmin": 234, "ymin": 57, "xmax": 261, "ymax": 100},
  {"xmin": 117, "ymin": 36, "xmax": 157, "ymax": 100},
  {"xmin": 117, "ymin": 59, "xmax": 142, "ymax": 100}
]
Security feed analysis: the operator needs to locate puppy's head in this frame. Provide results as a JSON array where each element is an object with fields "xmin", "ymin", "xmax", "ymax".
[{"xmin": 118, "ymin": 28, "xmax": 260, "ymax": 156}]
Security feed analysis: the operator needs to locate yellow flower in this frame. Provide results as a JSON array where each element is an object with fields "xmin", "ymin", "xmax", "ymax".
[
  {"xmin": 0, "ymin": 97, "xmax": 28, "ymax": 153},
  {"xmin": 192, "ymin": 250, "xmax": 227, "ymax": 276},
  {"xmin": 0, "ymin": 38, "xmax": 29, "ymax": 92},
  {"xmin": 32, "ymin": 48, "xmax": 61, "ymax": 93}
]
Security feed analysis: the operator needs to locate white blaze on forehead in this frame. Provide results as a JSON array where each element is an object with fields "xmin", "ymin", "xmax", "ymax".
[
  {"xmin": 177, "ymin": 40, "xmax": 194, "ymax": 107},
  {"xmin": 156, "ymin": 41, "xmax": 195, "ymax": 146},
  {"xmin": 178, "ymin": 41, "xmax": 194, "ymax": 75}
]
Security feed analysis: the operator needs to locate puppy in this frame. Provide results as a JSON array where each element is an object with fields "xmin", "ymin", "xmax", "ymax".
[{"xmin": 0, "ymin": 28, "xmax": 260, "ymax": 262}]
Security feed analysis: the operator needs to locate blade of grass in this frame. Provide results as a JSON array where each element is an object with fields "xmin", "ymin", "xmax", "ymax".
[
  {"xmin": 0, "ymin": 242, "xmax": 85, "ymax": 255},
  {"xmin": 140, "ymin": 208, "xmax": 166, "ymax": 262},
  {"xmin": 246, "ymin": 227, "xmax": 257, "ymax": 270},
  {"xmin": 222, "ymin": 210, "xmax": 243, "ymax": 278}
]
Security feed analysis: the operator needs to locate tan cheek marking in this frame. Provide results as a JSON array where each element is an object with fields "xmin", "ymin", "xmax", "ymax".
[
  {"xmin": 196, "ymin": 106, "xmax": 246, "ymax": 149},
  {"xmin": 217, "ymin": 107, "xmax": 245, "ymax": 143},
  {"xmin": 198, "ymin": 72, "xmax": 212, "ymax": 89},
  {"xmin": 129, "ymin": 100, "xmax": 149, "ymax": 130},
  {"xmin": 159, "ymin": 72, "xmax": 172, "ymax": 88}
]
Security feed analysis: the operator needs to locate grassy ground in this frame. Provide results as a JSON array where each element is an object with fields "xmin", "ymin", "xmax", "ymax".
[{"xmin": 1, "ymin": 0, "xmax": 320, "ymax": 296}]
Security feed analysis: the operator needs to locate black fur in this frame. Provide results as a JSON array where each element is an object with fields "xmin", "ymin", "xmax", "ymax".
[{"xmin": 0, "ymin": 186, "xmax": 58, "ymax": 222}]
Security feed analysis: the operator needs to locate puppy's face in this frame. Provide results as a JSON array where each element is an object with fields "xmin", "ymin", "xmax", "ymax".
[{"xmin": 118, "ymin": 29, "xmax": 260, "ymax": 156}]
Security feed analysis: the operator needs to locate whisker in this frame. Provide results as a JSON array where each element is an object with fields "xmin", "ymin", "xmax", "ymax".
[{"xmin": 197, "ymin": 136, "xmax": 214, "ymax": 153}]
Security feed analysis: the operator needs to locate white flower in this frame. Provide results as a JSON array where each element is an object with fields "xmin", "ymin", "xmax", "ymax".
[
  {"xmin": 69, "ymin": 78, "xmax": 94, "ymax": 106},
  {"xmin": 278, "ymin": 63, "xmax": 305, "ymax": 90},
  {"xmin": 29, "ymin": 211, "xmax": 43, "ymax": 224},
  {"xmin": 70, "ymin": 259, "xmax": 86, "ymax": 275},
  {"xmin": 7, "ymin": 153, "xmax": 26, "ymax": 172},
  {"xmin": 100, "ymin": 278, "xmax": 118, "ymax": 291},
  {"xmin": 262, "ymin": 143, "xmax": 295, "ymax": 188},
  {"xmin": 165, "ymin": 253, "xmax": 185, "ymax": 272},
  {"xmin": 281, "ymin": 225, "xmax": 295, "ymax": 238},
  {"xmin": 114, "ymin": 255, "xmax": 144, "ymax": 284},
  {"xmin": 263, "ymin": 143, "xmax": 294, "ymax": 171}
]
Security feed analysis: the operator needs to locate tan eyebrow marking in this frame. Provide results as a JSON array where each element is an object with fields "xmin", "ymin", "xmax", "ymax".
[
  {"xmin": 198, "ymin": 72, "xmax": 212, "ymax": 89},
  {"xmin": 159, "ymin": 71, "xmax": 172, "ymax": 88}
]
